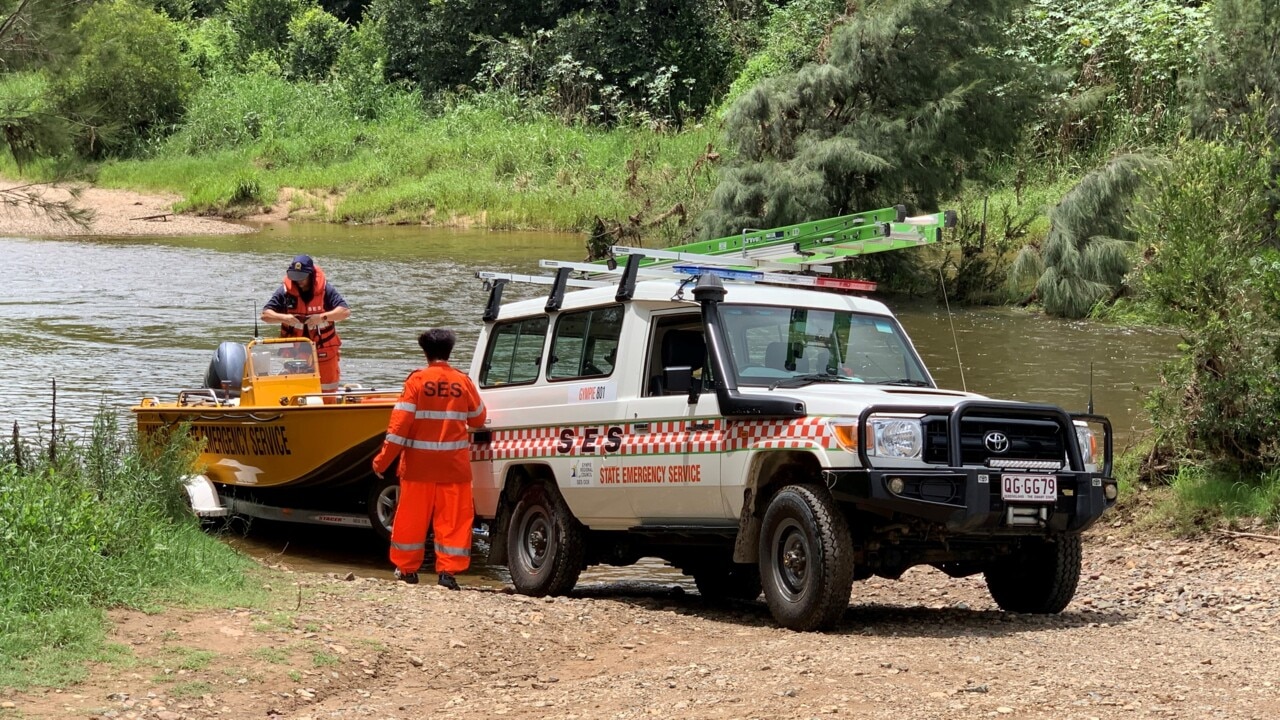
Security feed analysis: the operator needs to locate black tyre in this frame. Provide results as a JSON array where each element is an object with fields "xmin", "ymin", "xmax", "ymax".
[
  {"xmin": 507, "ymin": 482, "xmax": 585, "ymax": 596},
  {"xmin": 758, "ymin": 485, "xmax": 855, "ymax": 631},
  {"xmin": 368, "ymin": 474, "xmax": 399, "ymax": 542},
  {"xmin": 692, "ymin": 562, "xmax": 762, "ymax": 602},
  {"xmin": 984, "ymin": 535, "xmax": 1082, "ymax": 613}
]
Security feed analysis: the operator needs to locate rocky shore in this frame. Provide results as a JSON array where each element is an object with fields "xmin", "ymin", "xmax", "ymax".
[{"xmin": 3, "ymin": 532, "xmax": 1278, "ymax": 720}]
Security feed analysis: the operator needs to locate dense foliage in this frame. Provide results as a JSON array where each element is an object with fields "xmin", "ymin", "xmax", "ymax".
[
  {"xmin": 1137, "ymin": 112, "xmax": 1280, "ymax": 476},
  {"xmin": 49, "ymin": 0, "xmax": 197, "ymax": 154},
  {"xmin": 1009, "ymin": 0, "xmax": 1215, "ymax": 152},
  {"xmin": 3, "ymin": 0, "xmax": 1280, "ymax": 512}
]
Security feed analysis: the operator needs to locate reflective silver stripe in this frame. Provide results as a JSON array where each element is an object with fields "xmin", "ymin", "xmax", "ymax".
[
  {"xmin": 434, "ymin": 542, "xmax": 471, "ymax": 557},
  {"xmin": 385, "ymin": 433, "xmax": 409, "ymax": 446},
  {"xmin": 391, "ymin": 541, "xmax": 425, "ymax": 551},
  {"xmin": 394, "ymin": 401, "xmax": 417, "ymax": 412},
  {"xmin": 402, "ymin": 438, "xmax": 470, "ymax": 451},
  {"xmin": 467, "ymin": 401, "xmax": 486, "ymax": 418},
  {"xmin": 321, "ymin": 382, "xmax": 340, "ymax": 392},
  {"xmin": 414, "ymin": 410, "xmax": 469, "ymax": 421}
]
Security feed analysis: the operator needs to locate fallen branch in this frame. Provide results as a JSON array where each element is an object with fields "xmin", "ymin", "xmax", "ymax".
[{"xmin": 1218, "ymin": 529, "xmax": 1280, "ymax": 543}]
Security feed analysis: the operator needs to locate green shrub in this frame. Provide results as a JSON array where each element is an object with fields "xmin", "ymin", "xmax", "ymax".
[
  {"xmin": 181, "ymin": 16, "xmax": 244, "ymax": 77},
  {"xmin": 1010, "ymin": 0, "xmax": 1216, "ymax": 153},
  {"xmin": 719, "ymin": 0, "xmax": 845, "ymax": 114},
  {"xmin": 0, "ymin": 410, "xmax": 254, "ymax": 687},
  {"xmin": 226, "ymin": 0, "xmax": 306, "ymax": 55},
  {"xmin": 286, "ymin": 6, "xmax": 350, "ymax": 81},
  {"xmin": 49, "ymin": 0, "xmax": 198, "ymax": 154},
  {"xmin": 1137, "ymin": 110, "xmax": 1280, "ymax": 474},
  {"xmin": 332, "ymin": 16, "xmax": 393, "ymax": 120},
  {"xmin": 0, "ymin": 72, "xmax": 70, "ymax": 169}
]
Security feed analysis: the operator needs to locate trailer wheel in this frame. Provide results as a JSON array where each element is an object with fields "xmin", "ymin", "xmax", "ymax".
[
  {"xmin": 507, "ymin": 482, "xmax": 584, "ymax": 596},
  {"xmin": 984, "ymin": 535, "xmax": 1082, "ymax": 614},
  {"xmin": 368, "ymin": 474, "xmax": 399, "ymax": 542},
  {"xmin": 758, "ymin": 485, "xmax": 854, "ymax": 631}
]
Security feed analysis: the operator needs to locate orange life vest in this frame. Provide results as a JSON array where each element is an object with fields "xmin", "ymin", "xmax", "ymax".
[
  {"xmin": 280, "ymin": 265, "xmax": 341, "ymax": 351},
  {"xmin": 373, "ymin": 362, "xmax": 487, "ymax": 484}
]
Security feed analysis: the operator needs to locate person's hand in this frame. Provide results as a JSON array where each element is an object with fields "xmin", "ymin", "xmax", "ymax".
[
  {"xmin": 285, "ymin": 316, "xmax": 305, "ymax": 329},
  {"xmin": 304, "ymin": 314, "xmax": 328, "ymax": 329}
]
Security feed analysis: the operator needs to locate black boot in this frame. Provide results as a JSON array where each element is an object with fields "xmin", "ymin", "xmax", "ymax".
[
  {"xmin": 437, "ymin": 572, "xmax": 460, "ymax": 591},
  {"xmin": 394, "ymin": 569, "xmax": 419, "ymax": 585}
]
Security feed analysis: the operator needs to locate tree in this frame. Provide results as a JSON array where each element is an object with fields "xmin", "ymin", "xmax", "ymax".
[
  {"xmin": 1184, "ymin": 0, "xmax": 1280, "ymax": 247},
  {"xmin": 0, "ymin": 0, "xmax": 91, "ymax": 225},
  {"xmin": 700, "ymin": 0, "xmax": 1048, "ymax": 243},
  {"xmin": 1009, "ymin": 154, "xmax": 1159, "ymax": 318},
  {"xmin": 49, "ymin": 0, "xmax": 197, "ymax": 155},
  {"xmin": 286, "ymin": 5, "xmax": 349, "ymax": 81},
  {"xmin": 1137, "ymin": 112, "xmax": 1280, "ymax": 474}
]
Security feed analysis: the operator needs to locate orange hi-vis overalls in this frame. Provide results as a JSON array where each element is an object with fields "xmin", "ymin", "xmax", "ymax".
[
  {"xmin": 372, "ymin": 361, "xmax": 487, "ymax": 575},
  {"xmin": 280, "ymin": 265, "xmax": 342, "ymax": 392}
]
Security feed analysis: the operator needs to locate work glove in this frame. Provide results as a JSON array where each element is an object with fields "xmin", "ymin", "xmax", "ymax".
[
  {"xmin": 285, "ymin": 316, "xmax": 305, "ymax": 329},
  {"xmin": 304, "ymin": 315, "xmax": 329, "ymax": 329}
]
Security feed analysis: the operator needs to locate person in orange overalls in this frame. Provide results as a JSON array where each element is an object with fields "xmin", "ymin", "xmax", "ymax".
[
  {"xmin": 260, "ymin": 255, "xmax": 351, "ymax": 394},
  {"xmin": 372, "ymin": 328, "xmax": 487, "ymax": 590}
]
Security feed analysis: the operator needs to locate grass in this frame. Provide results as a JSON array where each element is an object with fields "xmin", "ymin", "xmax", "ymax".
[
  {"xmin": 252, "ymin": 647, "xmax": 290, "ymax": 664},
  {"xmin": 0, "ymin": 410, "xmax": 262, "ymax": 689},
  {"xmin": 1111, "ymin": 445, "xmax": 1280, "ymax": 536},
  {"xmin": 65, "ymin": 76, "xmax": 723, "ymax": 236}
]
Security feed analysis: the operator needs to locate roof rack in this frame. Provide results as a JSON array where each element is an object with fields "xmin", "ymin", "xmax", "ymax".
[{"xmin": 476, "ymin": 205, "xmax": 956, "ymax": 308}]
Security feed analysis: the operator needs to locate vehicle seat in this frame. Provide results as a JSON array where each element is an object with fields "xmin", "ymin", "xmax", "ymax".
[
  {"xmin": 765, "ymin": 341, "xmax": 790, "ymax": 371},
  {"xmin": 808, "ymin": 347, "xmax": 831, "ymax": 374},
  {"xmin": 649, "ymin": 329, "xmax": 706, "ymax": 396}
]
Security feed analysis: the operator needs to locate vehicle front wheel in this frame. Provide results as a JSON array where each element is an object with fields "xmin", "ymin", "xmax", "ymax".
[
  {"xmin": 507, "ymin": 482, "xmax": 585, "ymax": 597},
  {"xmin": 367, "ymin": 474, "xmax": 399, "ymax": 542},
  {"xmin": 984, "ymin": 535, "xmax": 1082, "ymax": 613},
  {"xmin": 758, "ymin": 485, "xmax": 854, "ymax": 631}
]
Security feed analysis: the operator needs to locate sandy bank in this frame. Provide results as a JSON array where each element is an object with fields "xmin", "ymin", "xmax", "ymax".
[{"xmin": 0, "ymin": 180, "xmax": 254, "ymax": 237}]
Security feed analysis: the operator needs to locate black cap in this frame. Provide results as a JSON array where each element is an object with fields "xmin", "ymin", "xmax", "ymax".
[{"xmin": 286, "ymin": 255, "xmax": 314, "ymax": 282}]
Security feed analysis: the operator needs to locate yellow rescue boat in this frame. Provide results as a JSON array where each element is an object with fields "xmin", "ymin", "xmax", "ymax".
[{"xmin": 133, "ymin": 337, "xmax": 402, "ymax": 537}]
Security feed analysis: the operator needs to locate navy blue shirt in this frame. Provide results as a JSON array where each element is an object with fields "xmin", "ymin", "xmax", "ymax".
[{"xmin": 263, "ymin": 284, "xmax": 349, "ymax": 314}]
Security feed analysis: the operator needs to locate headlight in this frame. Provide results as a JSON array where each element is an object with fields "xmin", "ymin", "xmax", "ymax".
[
  {"xmin": 870, "ymin": 418, "xmax": 923, "ymax": 459},
  {"xmin": 1074, "ymin": 423, "xmax": 1096, "ymax": 466},
  {"xmin": 828, "ymin": 416, "xmax": 924, "ymax": 460}
]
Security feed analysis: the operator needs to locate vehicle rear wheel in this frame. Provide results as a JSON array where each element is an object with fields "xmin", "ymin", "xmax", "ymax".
[
  {"xmin": 507, "ymin": 482, "xmax": 585, "ymax": 596},
  {"xmin": 368, "ymin": 474, "xmax": 399, "ymax": 542},
  {"xmin": 692, "ymin": 562, "xmax": 762, "ymax": 602},
  {"xmin": 758, "ymin": 485, "xmax": 854, "ymax": 631},
  {"xmin": 984, "ymin": 535, "xmax": 1082, "ymax": 613}
]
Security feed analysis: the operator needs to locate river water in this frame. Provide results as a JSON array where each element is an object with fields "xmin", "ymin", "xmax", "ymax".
[{"xmin": 0, "ymin": 225, "xmax": 1178, "ymax": 583}]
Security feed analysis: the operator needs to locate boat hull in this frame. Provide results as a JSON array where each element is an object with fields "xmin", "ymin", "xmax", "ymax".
[{"xmin": 135, "ymin": 403, "xmax": 395, "ymax": 491}]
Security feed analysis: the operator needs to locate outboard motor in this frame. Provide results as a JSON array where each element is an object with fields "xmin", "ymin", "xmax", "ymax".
[{"xmin": 203, "ymin": 341, "xmax": 248, "ymax": 398}]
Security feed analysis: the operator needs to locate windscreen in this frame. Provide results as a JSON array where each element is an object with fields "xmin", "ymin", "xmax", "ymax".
[{"xmin": 720, "ymin": 305, "xmax": 931, "ymax": 387}]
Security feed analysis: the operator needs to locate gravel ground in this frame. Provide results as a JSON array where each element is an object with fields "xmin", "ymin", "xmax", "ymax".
[
  {"xmin": 4, "ymin": 532, "xmax": 1277, "ymax": 720},
  {"xmin": 1, "ymin": 180, "xmax": 252, "ymax": 237}
]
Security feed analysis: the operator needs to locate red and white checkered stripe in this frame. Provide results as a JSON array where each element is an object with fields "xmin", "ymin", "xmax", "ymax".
[{"xmin": 471, "ymin": 416, "xmax": 835, "ymax": 461}]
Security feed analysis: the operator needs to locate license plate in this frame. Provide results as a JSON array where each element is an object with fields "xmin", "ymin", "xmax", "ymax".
[{"xmin": 1001, "ymin": 474, "xmax": 1057, "ymax": 502}]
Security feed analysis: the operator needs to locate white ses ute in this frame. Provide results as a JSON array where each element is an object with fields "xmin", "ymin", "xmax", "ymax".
[{"xmin": 466, "ymin": 268, "xmax": 1116, "ymax": 631}]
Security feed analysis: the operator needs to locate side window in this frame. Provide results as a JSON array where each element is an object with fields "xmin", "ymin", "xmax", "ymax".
[
  {"xmin": 547, "ymin": 305, "xmax": 624, "ymax": 381},
  {"xmin": 644, "ymin": 314, "xmax": 711, "ymax": 397},
  {"xmin": 480, "ymin": 315, "xmax": 549, "ymax": 388}
]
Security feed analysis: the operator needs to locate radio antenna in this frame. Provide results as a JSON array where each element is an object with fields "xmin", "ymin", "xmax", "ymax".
[
  {"xmin": 939, "ymin": 265, "xmax": 967, "ymax": 392},
  {"xmin": 253, "ymin": 300, "xmax": 260, "ymax": 340},
  {"xmin": 1087, "ymin": 362, "xmax": 1095, "ymax": 414}
]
